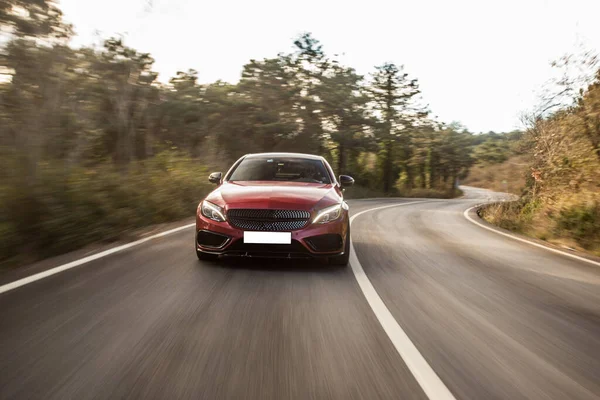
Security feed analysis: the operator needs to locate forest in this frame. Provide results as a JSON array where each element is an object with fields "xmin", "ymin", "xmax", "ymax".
[{"xmin": 0, "ymin": 1, "xmax": 515, "ymax": 265}]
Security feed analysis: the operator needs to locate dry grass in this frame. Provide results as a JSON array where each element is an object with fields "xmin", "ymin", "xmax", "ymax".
[
  {"xmin": 481, "ymin": 193, "xmax": 600, "ymax": 256},
  {"xmin": 462, "ymin": 155, "xmax": 530, "ymax": 195}
]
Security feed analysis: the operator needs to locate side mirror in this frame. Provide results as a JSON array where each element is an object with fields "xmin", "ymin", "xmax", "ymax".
[
  {"xmin": 209, "ymin": 172, "xmax": 222, "ymax": 184},
  {"xmin": 339, "ymin": 175, "xmax": 354, "ymax": 188}
]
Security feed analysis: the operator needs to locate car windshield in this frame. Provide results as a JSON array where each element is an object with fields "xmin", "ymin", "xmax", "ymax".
[{"xmin": 228, "ymin": 157, "xmax": 331, "ymax": 184}]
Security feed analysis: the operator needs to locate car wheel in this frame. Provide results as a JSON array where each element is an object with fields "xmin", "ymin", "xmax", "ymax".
[
  {"xmin": 328, "ymin": 225, "xmax": 350, "ymax": 266},
  {"xmin": 196, "ymin": 249, "xmax": 219, "ymax": 262}
]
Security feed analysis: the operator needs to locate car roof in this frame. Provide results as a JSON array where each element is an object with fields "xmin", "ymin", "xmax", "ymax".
[{"xmin": 243, "ymin": 152, "xmax": 325, "ymax": 161}]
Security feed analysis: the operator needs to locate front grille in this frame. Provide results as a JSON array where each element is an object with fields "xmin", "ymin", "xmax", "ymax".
[{"xmin": 228, "ymin": 209, "xmax": 311, "ymax": 231}]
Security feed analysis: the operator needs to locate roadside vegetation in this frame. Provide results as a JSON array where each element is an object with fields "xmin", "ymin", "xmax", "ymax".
[
  {"xmin": 480, "ymin": 53, "xmax": 600, "ymax": 255},
  {"xmin": 0, "ymin": 152, "xmax": 214, "ymax": 265},
  {"xmin": 1, "ymin": 1, "xmax": 515, "ymax": 267}
]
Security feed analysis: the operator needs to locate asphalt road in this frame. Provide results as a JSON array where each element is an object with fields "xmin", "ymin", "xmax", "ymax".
[{"xmin": 1, "ymin": 186, "xmax": 599, "ymax": 400}]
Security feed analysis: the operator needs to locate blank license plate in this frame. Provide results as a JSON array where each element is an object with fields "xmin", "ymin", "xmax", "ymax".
[{"xmin": 243, "ymin": 231, "xmax": 291, "ymax": 244}]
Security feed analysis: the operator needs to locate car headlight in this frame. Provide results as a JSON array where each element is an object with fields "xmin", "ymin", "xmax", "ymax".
[
  {"xmin": 313, "ymin": 204, "xmax": 342, "ymax": 224},
  {"xmin": 201, "ymin": 200, "xmax": 226, "ymax": 222}
]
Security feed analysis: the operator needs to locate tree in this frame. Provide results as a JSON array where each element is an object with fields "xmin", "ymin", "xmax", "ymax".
[
  {"xmin": 369, "ymin": 62, "xmax": 423, "ymax": 192},
  {"xmin": 436, "ymin": 128, "xmax": 474, "ymax": 187},
  {"xmin": 473, "ymin": 138, "xmax": 510, "ymax": 165},
  {"xmin": 289, "ymin": 33, "xmax": 327, "ymax": 155},
  {"xmin": 92, "ymin": 38, "xmax": 159, "ymax": 167},
  {"xmin": 574, "ymin": 70, "xmax": 600, "ymax": 160},
  {"xmin": 236, "ymin": 55, "xmax": 300, "ymax": 153},
  {"xmin": 0, "ymin": 0, "xmax": 74, "ymax": 183},
  {"xmin": 319, "ymin": 62, "xmax": 371, "ymax": 173},
  {"xmin": 158, "ymin": 69, "xmax": 207, "ymax": 157},
  {"xmin": 1, "ymin": 39, "xmax": 79, "ymax": 183},
  {"xmin": 0, "ymin": 0, "xmax": 72, "ymax": 40}
]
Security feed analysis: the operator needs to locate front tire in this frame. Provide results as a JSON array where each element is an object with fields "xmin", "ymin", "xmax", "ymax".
[
  {"xmin": 328, "ymin": 225, "xmax": 350, "ymax": 266},
  {"xmin": 196, "ymin": 249, "xmax": 219, "ymax": 262}
]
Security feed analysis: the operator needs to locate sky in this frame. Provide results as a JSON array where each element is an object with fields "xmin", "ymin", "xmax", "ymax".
[{"xmin": 58, "ymin": 0, "xmax": 600, "ymax": 133}]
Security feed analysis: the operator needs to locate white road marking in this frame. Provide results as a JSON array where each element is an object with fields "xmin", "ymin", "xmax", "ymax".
[
  {"xmin": 463, "ymin": 206, "xmax": 600, "ymax": 268},
  {"xmin": 0, "ymin": 223, "xmax": 196, "ymax": 295},
  {"xmin": 350, "ymin": 201, "xmax": 457, "ymax": 400}
]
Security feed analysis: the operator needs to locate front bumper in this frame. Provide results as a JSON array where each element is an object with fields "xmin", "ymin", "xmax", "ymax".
[{"xmin": 195, "ymin": 212, "xmax": 349, "ymax": 259}]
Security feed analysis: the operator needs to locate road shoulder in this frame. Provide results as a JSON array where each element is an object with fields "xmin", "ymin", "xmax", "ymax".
[{"xmin": 0, "ymin": 217, "xmax": 196, "ymax": 287}]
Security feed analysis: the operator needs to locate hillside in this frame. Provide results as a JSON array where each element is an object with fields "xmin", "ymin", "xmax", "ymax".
[{"xmin": 480, "ymin": 67, "xmax": 600, "ymax": 255}]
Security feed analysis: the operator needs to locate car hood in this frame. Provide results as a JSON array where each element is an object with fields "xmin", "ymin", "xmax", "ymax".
[{"xmin": 206, "ymin": 181, "xmax": 340, "ymax": 211}]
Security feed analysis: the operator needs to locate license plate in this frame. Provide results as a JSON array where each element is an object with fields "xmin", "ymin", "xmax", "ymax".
[{"xmin": 243, "ymin": 231, "xmax": 291, "ymax": 244}]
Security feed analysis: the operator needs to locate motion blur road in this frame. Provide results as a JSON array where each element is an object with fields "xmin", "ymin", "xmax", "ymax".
[{"xmin": 1, "ymin": 186, "xmax": 600, "ymax": 400}]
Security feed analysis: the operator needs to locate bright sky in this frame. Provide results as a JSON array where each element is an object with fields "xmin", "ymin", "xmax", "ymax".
[{"xmin": 59, "ymin": 0, "xmax": 600, "ymax": 133}]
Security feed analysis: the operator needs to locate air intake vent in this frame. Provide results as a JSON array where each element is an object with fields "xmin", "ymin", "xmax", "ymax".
[
  {"xmin": 197, "ymin": 230, "xmax": 230, "ymax": 248},
  {"xmin": 305, "ymin": 234, "xmax": 343, "ymax": 252}
]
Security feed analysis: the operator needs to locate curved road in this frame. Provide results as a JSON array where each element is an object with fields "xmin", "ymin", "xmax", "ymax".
[{"xmin": 1, "ymin": 187, "xmax": 599, "ymax": 400}]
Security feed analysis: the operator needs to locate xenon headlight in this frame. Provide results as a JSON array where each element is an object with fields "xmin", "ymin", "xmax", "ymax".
[
  {"xmin": 201, "ymin": 200, "xmax": 226, "ymax": 222},
  {"xmin": 313, "ymin": 204, "xmax": 342, "ymax": 224}
]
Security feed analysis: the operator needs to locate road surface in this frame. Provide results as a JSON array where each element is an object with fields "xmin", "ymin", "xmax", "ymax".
[{"xmin": 1, "ymin": 186, "xmax": 599, "ymax": 400}]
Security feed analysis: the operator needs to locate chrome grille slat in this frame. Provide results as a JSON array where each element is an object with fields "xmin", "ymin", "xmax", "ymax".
[{"xmin": 228, "ymin": 209, "xmax": 310, "ymax": 231}]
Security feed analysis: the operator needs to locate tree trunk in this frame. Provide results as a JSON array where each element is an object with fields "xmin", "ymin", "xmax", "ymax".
[
  {"xmin": 405, "ymin": 163, "xmax": 414, "ymax": 189},
  {"xmin": 429, "ymin": 151, "xmax": 439, "ymax": 190},
  {"xmin": 382, "ymin": 140, "xmax": 393, "ymax": 193}
]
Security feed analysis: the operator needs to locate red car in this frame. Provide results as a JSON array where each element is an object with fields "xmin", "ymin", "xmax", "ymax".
[{"xmin": 195, "ymin": 152, "xmax": 354, "ymax": 265}]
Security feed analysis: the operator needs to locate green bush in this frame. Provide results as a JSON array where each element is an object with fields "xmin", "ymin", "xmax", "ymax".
[
  {"xmin": 518, "ymin": 196, "xmax": 542, "ymax": 222},
  {"xmin": 0, "ymin": 152, "xmax": 213, "ymax": 267},
  {"xmin": 554, "ymin": 202, "xmax": 600, "ymax": 248}
]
